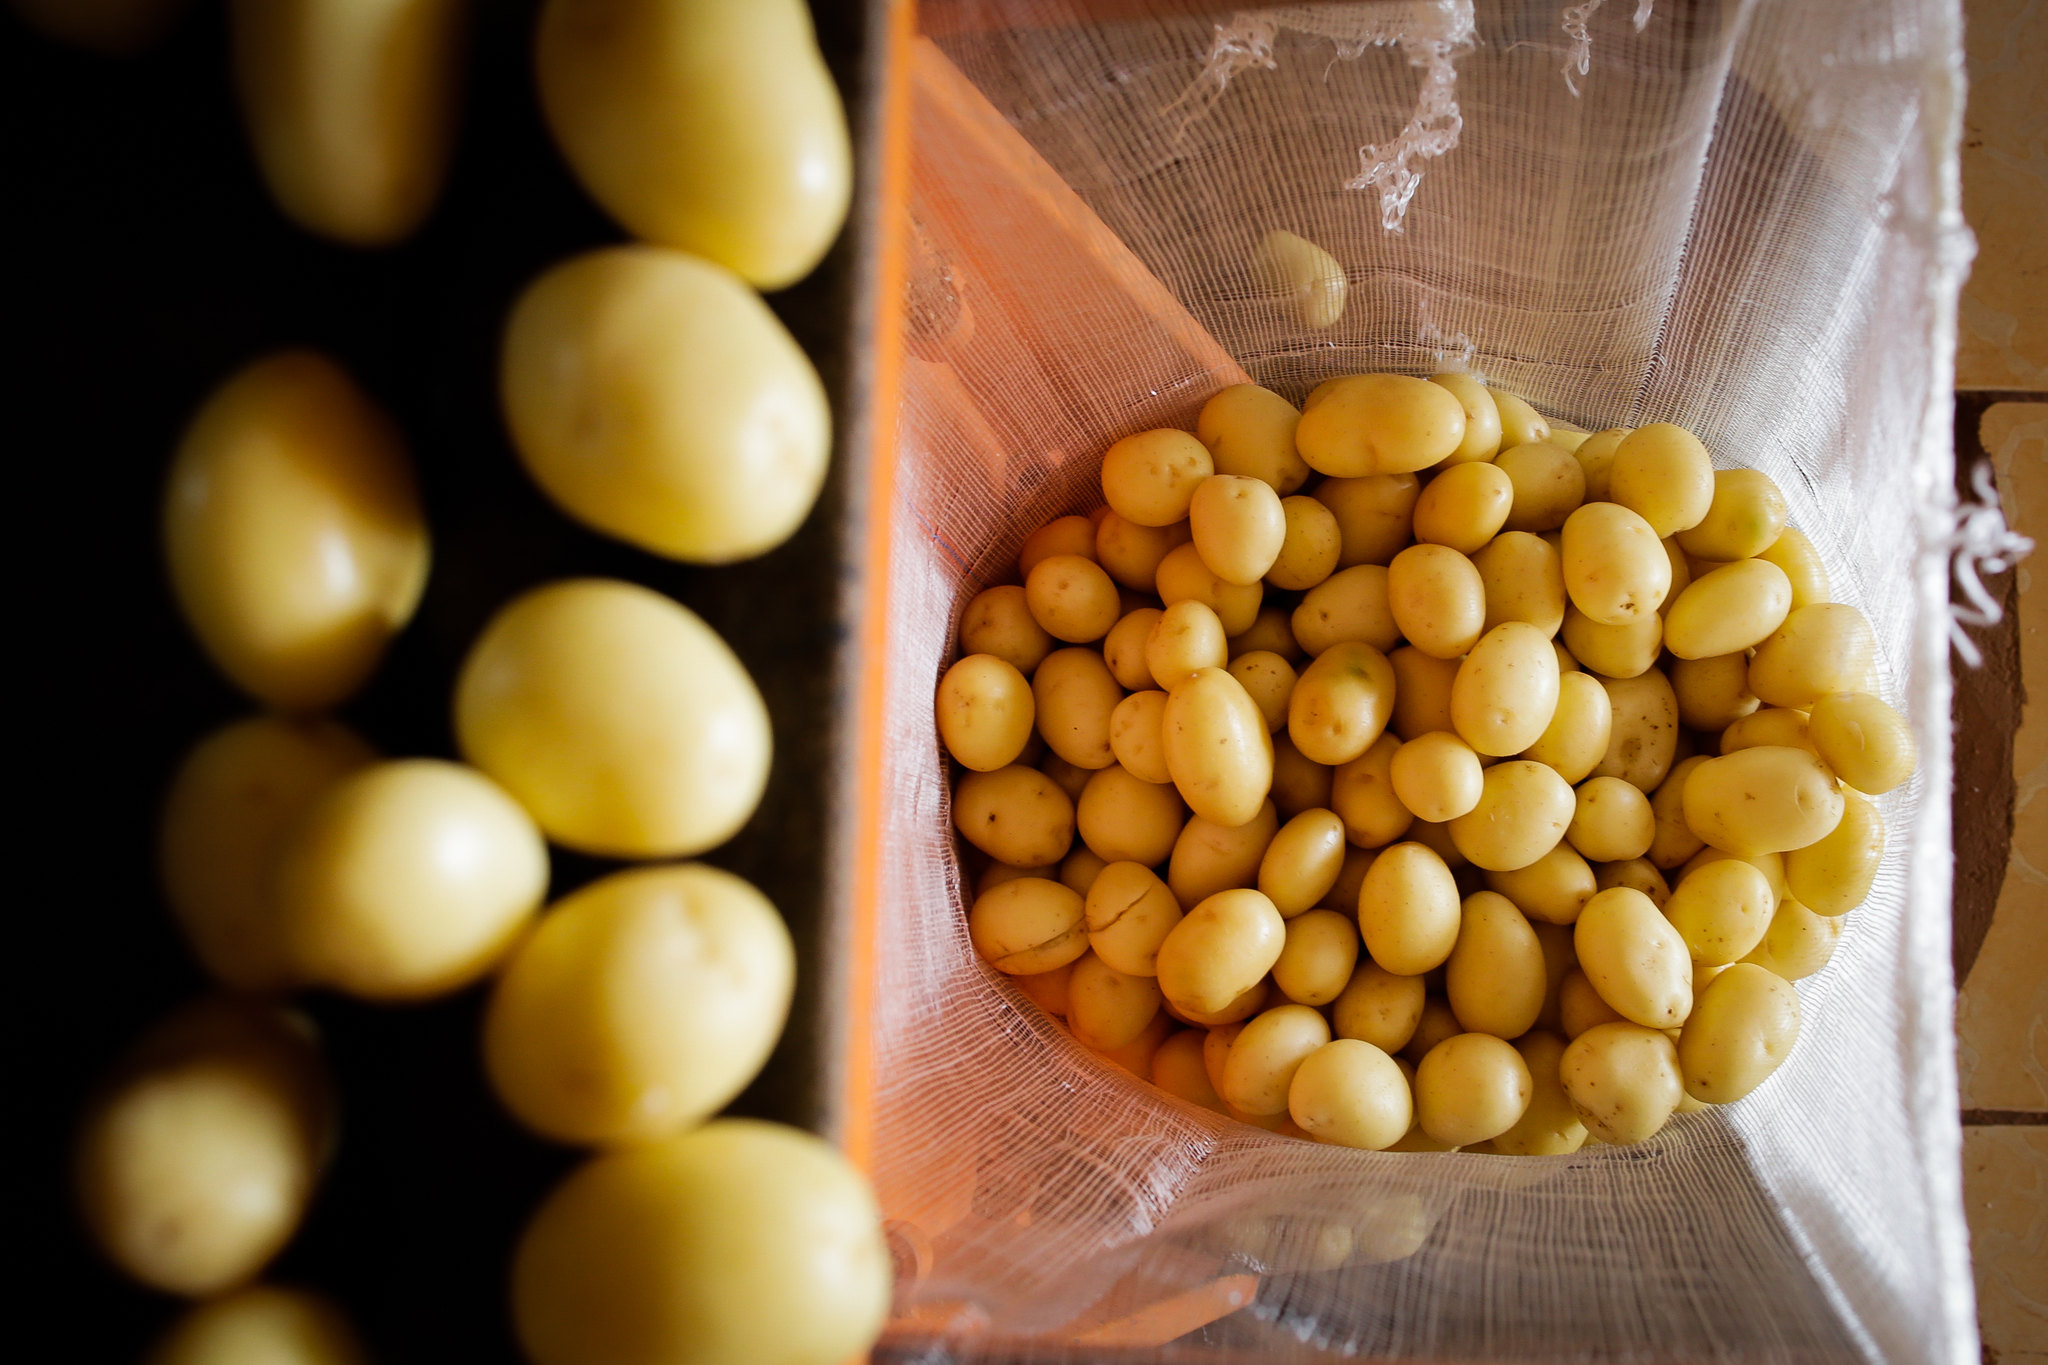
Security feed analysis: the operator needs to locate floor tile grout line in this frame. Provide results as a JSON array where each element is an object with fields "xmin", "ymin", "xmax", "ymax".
[{"xmin": 1959, "ymin": 1110, "xmax": 2048, "ymax": 1125}]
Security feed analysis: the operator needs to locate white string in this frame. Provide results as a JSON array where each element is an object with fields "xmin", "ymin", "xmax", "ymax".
[{"xmin": 1943, "ymin": 459, "xmax": 2035, "ymax": 666}]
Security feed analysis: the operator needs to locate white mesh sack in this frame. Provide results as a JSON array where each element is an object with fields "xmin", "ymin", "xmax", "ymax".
[{"xmin": 868, "ymin": 1, "xmax": 1975, "ymax": 1360}]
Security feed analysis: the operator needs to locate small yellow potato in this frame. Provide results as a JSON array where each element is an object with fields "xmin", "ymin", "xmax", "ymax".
[
  {"xmin": 1151, "ymin": 1029, "xmax": 1228, "ymax": 1111},
  {"xmin": 1289, "ymin": 640, "xmax": 1397, "ymax": 766},
  {"xmin": 1388, "ymin": 543, "xmax": 1486, "ymax": 659},
  {"xmin": 1473, "ymin": 530, "xmax": 1568, "ymax": 635},
  {"xmin": 1272, "ymin": 908, "xmax": 1359, "ymax": 1006},
  {"xmin": 166, "ymin": 351, "xmax": 427, "ymax": 710},
  {"xmin": 1748, "ymin": 603, "xmax": 1878, "ymax": 709},
  {"xmin": 1520, "ymin": 671, "xmax": 1613, "ymax": 785},
  {"xmin": 1108, "ymin": 689, "xmax": 1173, "ymax": 783},
  {"xmin": 1229, "ymin": 604, "xmax": 1305, "ymax": 662},
  {"xmin": 1096, "ymin": 513, "xmax": 1191, "ymax": 592},
  {"xmin": 1487, "ymin": 1031, "xmax": 1587, "ymax": 1155},
  {"xmin": 1449, "ymin": 760, "xmax": 1575, "ymax": 871},
  {"xmin": 1757, "ymin": 524, "xmax": 1831, "ymax": 609},
  {"xmin": 1103, "ymin": 608, "xmax": 1164, "ymax": 690},
  {"xmin": 77, "ymin": 998, "xmax": 334, "ymax": 1297},
  {"xmin": 147, "ymin": 1285, "xmax": 367, "ymax": 1365},
  {"xmin": 937, "ymin": 654, "xmax": 1036, "ymax": 771},
  {"xmin": 1203, "ymin": 1022, "xmax": 1247, "ymax": 1093},
  {"xmin": 1678, "ymin": 963, "xmax": 1800, "ymax": 1103},
  {"xmin": 968, "ymin": 877, "xmax": 1089, "ymax": 977},
  {"xmin": 1683, "ymin": 745, "xmax": 1845, "ymax": 856},
  {"xmin": 953, "ymin": 764, "xmax": 1075, "ymax": 867},
  {"xmin": 1271, "ymin": 733, "xmax": 1334, "ymax": 816},
  {"xmin": 1559, "ymin": 967, "xmax": 1625, "ymax": 1038},
  {"xmin": 1252, "ymin": 229, "xmax": 1348, "ymax": 328},
  {"xmin": 1039, "ymin": 753, "xmax": 1092, "ymax": 803},
  {"xmin": 1095, "ymin": 1011, "xmax": 1176, "ymax": 1074},
  {"xmin": 1173, "ymin": 977, "xmax": 1272, "ymax": 1029},
  {"xmin": 1389, "ymin": 730, "xmax": 1484, "ymax": 822},
  {"xmin": 1024, "ymin": 553, "xmax": 1119, "ymax": 644},
  {"xmin": 1223, "ymin": 1004, "xmax": 1333, "ymax": 1114},
  {"xmin": 1317, "ymin": 845, "xmax": 1376, "ymax": 912},
  {"xmin": 1561, "ymin": 603, "xmax": 1663, "ymax": 679},
  {"xmin": 1145, "ymin": 599, "xmax": 1229, "ymax": 690},
  {"xmin": 159, "ymin": 715, "xmax": 376, "ymax": 993},
  {"xmin": 1226, "ymin": 651, "xmax": 1297, "ymax": 732},
  {"xmin": 1402, "ymin": 999, "xmax": 1463, "ymax": 1067},
  {"xmin": 1085, "ymin": 862, "xmax": 1183, "ymax": 976},
  {"xmin": 1060, "ymin": 845, "xmax": 1107, "ymax": 894},
  {"xmin": 455, "ymin": 579, "xmax": 767, "ymax": 858},
  {"xmin": 1266, "ymin": 496, "xmax": 1343, "ymax": 592},
  {"xmin": 1020, "ymin": 516, "xmax": 1097, "ymax": 578},
  {"xmin": 1032, "ymin": 646, "xmax": 1123, "ymax": 769},
  {"xmin": 484, "ymin": 865, "xmax": 792, "ymax": 1146},
  {"xmin": 1786, "ymin": 789, "xmax": 1884, "ymax": 915},
  {"xmin": 1257, "ymin": 808, "xmax": 1347, "ymax": 917},
  {"xmin": 1190, "ymin": 475, "xmax": 1287, "ymax": 585},
  {"xmin": 1595, "ymin": 857, "xmax": 1671, "ymax": 907},
  {"xmin": 1573, "ymin": 887, "xmax": 1691, "ymax": 1028},
  {"xmin": 1292, "ymin": 564, "xmax": 1400, "ymax": 656},
  {"xmin": 960, "ymin": 585, "xmax": 1053, "ymax": 675},
  {"xmin": 1334, "ymin": 963, "xmax": 1426, "ymax": 1052},
  {"xmin": 1296, "ymin": 374, "xmax": 1467, "ymax": 476},
  {"xmin": 1412, "ymin": 461, "xmax": 1512, "ymax": 552},
  {"xmin": 1740, "ymin": 894, "xmax": 1841, "ymax": 980},
  {"xmin": 1484, "ymin": 842, "xmax": 1596, "ymax": 925},
  {"xmin": 1559, "ymin": 1022, "xmax": 1682, "ymax": 1144},
  {"xmin": 1155, "ymin": 889, "xmax": 1286, "ymax": 1015},
  {"xmin": 1452, "ymin": 622, "xmax": 1561, "ymax": 756},
  {"xmin": 1681, "ymin": 846, "xmax": 1788, "ymax": 903},
  {"xmin": 1357, "ymin": 841, "xmax": 1460, "ymax": 974},
  {"xmin": 1675, "ymin": 469, "xmax": 1789, "ymax": 562},
  {"xmin": 1426, "ymin": 373, "xmax": 1505, "ymax": 464},
  {"xmin": 1156, "ymin": 541, "xmax": 1263, "ymax": 636},
  {"xmin": 275, "ymin": 760, "xmax": 545, "ymax": 1001},
  {"xmin": 1389, "ymin": 645, "xmax": 1460, "ymax": 740},
  {"xmin": 978, "ymin": 861, "xmax": 1053, "ymax": 896},
  {"xmin": 1589, "ymin": 668, "xmax": 1680, "ymax": 791},
  {"xmin": 1607, "ymin": 423, "xmax": 1714, "ymax": 535},
  {"xmin": 1415, "ymin": 1032, "xmax": 1532, "ymax": 1145},
  {"xmin": 1332, "ymin": 733, "xmax": 1413, "ymax": 848},
  {"xmin": 1161, "ymin": 668, "xmax": 1273, "ymax": 827},
  {"xmin": 1671, "ymin": 653, "xmax": 1760, "ymax": 731},
  {"xmin": 1314, "ymin": 473, "xmax": 1421, "ymax": 567},
  {"xmin": 1491, "ymin": 389, "xmax": 1551, "ymax": 449},
  {"xmin": 1560, "ymin": 501, "xmax": 1669, "ymax": 625},
  {"xmin": 1533, "ymin": 920, "xmax": 1577, "ymax": 1032},
  {"xmin": 1446, "ymin": 891, "xmax": 1545, "ymax": 1039},
  {"xmin": 1808, "ymin": 691, "xmax": 1917, "ymax": 794},
  {"xmin": 1571, "ymin": 428, "xmax": 1631, "ymax": 501},
  {"xmin": 1663, "ymin": 559, "xmax": 1794, "ymax": 660},
  {"xmin": 1067, "ymin": 953, "xmax": 1164, "ymax": 1050},
  {"xmin": 1566, "ymin": 776, "xmax": 1656, "ymax": 864},
  {"xmin": 1496, "ymin": 442, "xmax": 1586, "ymax": 533},
  {"xmin": 1077, "ymin": 764, "xmax": 1187, "ymax": 866},
  {"xmin": 1197, "ymin": 384, "xmax": 1309, "ymax": 493},
  {"xmin": 1101, "ymin": 429, "xmax": 1214, "ymax": 526},
  {"xmin": 1406, "ymin": 816, "xmax": 1466, "ymax": 869},
  {"xmin": 1664, "ymin": 857, "xmax": 1775, "ymax": 966},
  {"xmin": 1720, "ymin": 707, "xmax": 1818, "ymax": 756},
  {"xmin": 1168, "ymin": 801, "xmax": 1279, "ymax": 907},
  {"xmin": 1289, "ymin": 1039, "xmax": 1411, "ymax": 1148}
]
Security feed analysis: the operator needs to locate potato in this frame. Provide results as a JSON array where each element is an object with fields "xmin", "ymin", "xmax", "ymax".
[
  {"xmin": 1415, "ymin": 1033, "xmax": 1531, "ymax": 1145},
  {"xmin": 938, "ymin": 654, "xmax": 1036, "ymax": 771},
  {"xmin": 1334, "ymin": 963, "xmax": 1426, "ymax": 1053},
  {"xmin": 1067, "ymin": 953, "xmax": 1165, "ymax": 1050},
  {"xmin": 1154, "ymin": 889, "xmax": 1286, "ymax": 1015},
  {"xmin": 1169, "ymin": 801, "xmax": 1279, "ymax": 907},
  {"xmin": 1145, "ymin": 599, "xmax": 1229, "ymax": 689},
  {"xmin": 1558, "ymin": 967, "xmax": 1625, "ymax": 1039},
  {"xmin": 1097, "ymin": 1012, "xmax": 1177, "ymax": 1075},
  {"xmin": 1559, "ymin": 1022, "xmax": 1682, "ymax": 1144},
  {"xmin": 1561, "ymin": 603, "xmax": 1664, "ymax": 679},
  {"xmin": 1018, "ymin": 516, "xmax": 1096, "ymax": 576},
  {"xmin": 1663, "ymin": 559, "xmax": 1794, "ymax": 659},
  {"xmin": 1261, "ymin": 497, "xmax": 1340, "ymax": 592},
  {"xmin": 1387, "ymin": 543, "xmax": 1485, "ymax": 659},
  {"xmin": 959, "ymin": 585, "xmax": 1053, "ymax": 675},
  {"xmin": 159, "ymin": 715, "xmax": 376, "ymax": 993},
  {"xmin": 978, "ymin": 861, "xmax": 1054, "ymax": 896},
  {"xmin": 1102, "ymin": 608, "xmax": 1163, "ymax": 690},
  {"xmin": 1222, "ymin": 1005, "xmax": 1333, "ymax": 1115},
  {"xmin": 1229, "ymin": 604, "xmax": 1305, "ymax": 662},
  {"xmin": 165, "ymin": 351, "xmax": 428, "ymax": 710},
  {"xmin": 1607, "ymin": 423, "xmax": 1713, "ymax": 535},
  {"xmin": 1357, "ymin": 841, "xmax": 1460, "ymax": 974},
  {"xmin": 1061, "ymin": 847, "xmax": 1108, "ymax": 896},
  {"xmin": 1675, "ymin": 469, "xmax": 1789, "ymax": 562},
  {"xmin": 1785, "ymin": 789, "xmax": 1884, "ymax": 915},
  {"xmin": 1573, "ymin": 887, "xmax": 1691, "ymax": 1028},
  {"xmin": 1646, "ymin": 754, "xmax": 1709, "ymax": 869},
  {"xmin": 1254, "ymin": 229, "xmax": 1348, "ymax": 329},
  {"xmin": 1588, "ymin": 668, "xmax": 1679, "ymax": 791},
  {"xmin": 1740, "ymin": 894, "xmax": 1841, "ymax": 980},
  {"xmin": 1484, "ymin": 842, "xmax": 1596, "ymax": 925},
  {"xmin": 1096, "ymin": 513, "xmax": 1191, "ymax": 592},
  {"xmin": 953, "ymin": 764, "xmax": 1075, "ymax": 867},
  {"xmin": 1491, "ymin": 389, "xmax": 1551, "ymax": 449},
  {"xmin": 1081, "ymin": 862, "xmax": 1182, "ymax": 976},
  {"xmin": 1039, "ymin": 754, "xmax": 1092, "ymax": 803},
  {"xmin": 1559, "ymin": 501, "xmax": 1670, "ymax": 626},
  {"xmin": 1156, "ymin": 542, "xmax": 1263, "ymax": 635},
  {"xmin": 1389, "ymin": 730, "xmax": 1484, "ymax": 822},
  {"xmin": 1452, "ymin": 622, "xmax": 1561, "ymax": 756},
  {"xmin": 1271, "ymin": 733, "xmax": 1335, "ymax": 816},
  {"xmin": 1173, "ymin": 978, "xmax": 1272, "ymax": 1030},
  {"xmin": 1402, "ymin": 999, "xmax": 1464, "ymax": 1066},
  {"xmin": 1659, "ymin": 537, "xmax": 1693, "ymax": 610},
  {"xmin": 1681, "ymin": 846, "xmax": 1788, "ymax": 904},
  {"xmin": 147, "ymin": 1285, "xmax": 368, "ymax": 1365},
  {"xmin": 1077, "ymin": 764, "xmax": 1187, "ymax": 866},
  {"xmin": 1273, "ymin": 909, "xmax": 1360, "ymax": 1006},
  {"xmin": 1032, "ymin": 646, "xmax": 1123, "ymax": 769},
  {"xmin": 1024, "ymin": 553, "xmax": 1119, "ymax": 644},
  {"xmin": 76, "ymin": 998, "xmax": 334, "ymax": 1297},
  {"xmin": 1226, "ymin": 651, "xmax": 1297, "ymax": 732},
  {"xmin": 1412, "ymin": 461, "xmax": 1512, "ymax": 552},
  {"xmin": 1197, "ymin": 384, "xmax": 1309, "ymax": 493},
  {"xmin": 1313, "ymin": 473, "xmax": 1420, "ymax": 567},
  {"xmin": 1292, "ymin": 564, "xmax": 1400, "ymax": 656},
  {"xmin": 1389, "ymin": 645, "xmax": 1461, "ymax": 740},
  {"xmin": 1161, "ymin": 668, "xmax": 1273, "ymax": 826},
  {"xmin": 1488, "ymin": 1031, "xmax": 1587, "ymax": 1155},
  {"xmin": 1472, "ymin": 530, "xmax": 1567, "ymax": 635},
  {"xmin": 1571, "ymin": 428, "xmax": 1630, "ymax": 501},
  {"xmin": 1678, "ymin": 963, "xmax": 1800, "ymax": 1103},
  {"xmin": 1566, "ymin": 776, "xmax": 1655, "ymax": 864},
  {"xmin": 1748, "ymin": 603, "xmax": 1877, "ymax": 708},
  {"xmin": 1808, "ymin": 691, "xmax": 1917, "ymax": 794},
  {"xmin": 1190, "ymin": 475, "xmax": 1287, "ymax": 585},
  {"xmin": 1332, "ymin": 733, "xmax": 1412, "ymax": 848},
  {"xmin": 1757, "ymin": 524, "xmax": 1831, "ymax": 610},
  {"xmin": 455, "ymin": 579, "xmax": 768, "ymax": 858},
  {"xmin": 1289, "ymin": 641, "xmax": 1397, "ymax": 766},
  {"xmin": 275, "ymin": 759, "xmax": 547, "ymax": 1001},
  {"xmin": 1720, "ymin": 707, "xmax": 1818, "ymax": 756},
  {"xmin": 1496, "ymin": 442, "xmax": 1585, "ymax": 533},
  {"xmin": 1101, "ymin": 429, "xmax": 1214, "ymax": 526},
  {"xmin": 1445, "ymin": 891, "xmax": 1545, "ymax": 1039},
  {"xmin": 1683, "ymin": 745, "xmax": 1845, "ymax": 856},
  {"xmin": 1289, "ymin": 1040, "xmax": 1412, "ymax": 1149},
  {"xmin": 1426, "ymin": 373, "xmax": 1505, "ymax": 464},
  {"xmin": 1664, "ymin": 857, "xmax": 1775, "ymax": 966},
  {"xmin": 1107, "ymin": 689, "xmax": 1172, "ymax": 783},
  {"xmin": 1406, "ymin": 817, "xmax": 1467, "ymax": 869},
  {"xmin": 1520, "ymin": 671, "xmax": 1613, "ymax": 785},
  {"xmin": 1671, "ymin": 653, "xmax": 1760, "ymax": 731},
  {"xmin": 1296, "ymin": 375, "xmax": 1467, "ymax": 476},
  {"xmin": 1257, "ymin": 808, "xmax": 1347, "ymax": 917},
  {"xmin": 1151, "ymin": 1029, "xmax": 1229, "ymax": 1112},
  {"xmin": 1449, "ymin": 759, "xmax": 1574, "ymax": 871},
  {"xmin": 1594, "ymin": 857, "xmax": 1671, "ymax": 907}
]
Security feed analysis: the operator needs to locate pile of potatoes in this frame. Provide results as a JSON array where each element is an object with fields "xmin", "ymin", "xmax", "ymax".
[
  {"xmin": 940, "ymin": 374, "xmax": 1914, "ymax": 1153},
  {"xmin": 59, "ymin": 4, "xmax": 890, "ymax": 1364}
]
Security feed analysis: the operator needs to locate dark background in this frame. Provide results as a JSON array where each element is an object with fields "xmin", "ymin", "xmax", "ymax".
[{"xmin": 4, "ymin": 2, "xmax": 873, "ymax": 1359}]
